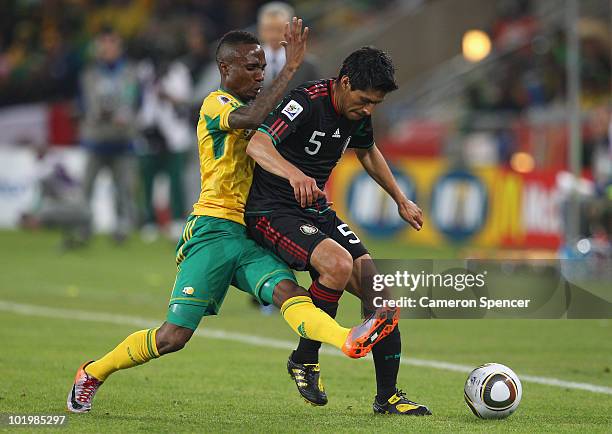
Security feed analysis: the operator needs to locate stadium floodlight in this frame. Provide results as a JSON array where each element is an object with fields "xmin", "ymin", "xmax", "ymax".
[{"xmin": 462, "ymin": 29, "xmax": 491, "ymax": 63}]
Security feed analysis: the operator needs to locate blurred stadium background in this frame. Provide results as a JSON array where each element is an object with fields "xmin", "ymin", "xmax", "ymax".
[
  {"xmin": 0, "ymin": 0, "xmax": 610, "ymax": 257},
  {"xmin": 0, "ymin": 0, "xmax": 611, "ymax": 431}
]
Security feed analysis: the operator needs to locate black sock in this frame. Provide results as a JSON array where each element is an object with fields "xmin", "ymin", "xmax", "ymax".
[
  {"xmin": 291, "ymin": 279, "xmax": 343, "ymax": 364},
  {"xmin": 373, "ymin": 326, "xmax": 401, "ymax": 403}
]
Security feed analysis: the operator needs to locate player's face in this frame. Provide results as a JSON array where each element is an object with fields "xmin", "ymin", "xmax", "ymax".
[
  {"xmin": 342, "ymin": 87, "xmax": 386, "ymax": 120},
  {"xmin": 224, "ymin": 44, "xmax": 266, "ymax": 101}
]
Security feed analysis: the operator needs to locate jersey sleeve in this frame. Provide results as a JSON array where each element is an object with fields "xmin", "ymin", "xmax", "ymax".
[
  {"xmin": 200, "ymin": 93, "xmax": 243, "ymax": 132},
  {"xmin": 257, "ymin": 90, "xmax": 311, "ymax": 146},
  {"xmin": 349, "ymin": 116, "xmax": 375, "ymax": 149}
]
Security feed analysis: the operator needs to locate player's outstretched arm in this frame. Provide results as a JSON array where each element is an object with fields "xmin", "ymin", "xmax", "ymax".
[
  {"xmin": 228, "ymin": 17, "xmax": 309, "ymax": 130},
  {"xmin": 355, "ymin": 145, "xmax": 423, "ymax": 230},
  {"xmin": 247, "ymin": 131, "xmax": 324, "ymax": 207}
]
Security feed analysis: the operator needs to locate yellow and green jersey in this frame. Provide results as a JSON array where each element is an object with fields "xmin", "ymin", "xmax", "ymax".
[{"xmin": 192, "ymin": 89, "xmax": 256, "ymax": 225}]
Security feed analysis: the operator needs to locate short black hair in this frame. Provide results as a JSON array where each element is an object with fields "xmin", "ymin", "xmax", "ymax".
[
  {"xmin": 216, "ymin": 30, "xmax": 260, "ymax": 63},
  {"xmin": 338, "ymin": 46, "xmax": 398, "ymax": 93}
]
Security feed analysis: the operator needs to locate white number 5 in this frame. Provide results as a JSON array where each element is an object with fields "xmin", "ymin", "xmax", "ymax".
[
  {"xmin": 305, "ymin": 131, "xmax": 325, "ymax": 155},
  {"xmin": 337, "ymin": 223, "xmax": 361, "ymax": 244}
]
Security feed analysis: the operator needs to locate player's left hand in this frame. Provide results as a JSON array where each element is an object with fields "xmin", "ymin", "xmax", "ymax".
[
  {"xmin": 281, "ymin": 17, "xmax": 309, "ymax": 71},
  {"xmin": 397, "ymin": 197, "xmax": 423, "ymax": 230}
]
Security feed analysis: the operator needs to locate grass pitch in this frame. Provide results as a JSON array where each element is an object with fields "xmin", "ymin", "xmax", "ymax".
[{"xmin": 0, "ymin": 230, "xmax": 611, "ymax": 433}]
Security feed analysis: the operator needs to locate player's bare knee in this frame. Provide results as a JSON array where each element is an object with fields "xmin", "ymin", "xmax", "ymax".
[
  {"xmin": 311, "ymin": 241, "xmax": 353, "ymax": 288},
  {"xmin": 155, "ymin": 323, "xmax": 193, "ymax": 355},
  {"xmin": 336, "ymin": 250, "xmax": 354, "ymax": 280},
  {"xmin": 272, "ymin": 279, "xmax": 309, "ymax": 307},
  {"xmin": 320, "ymin": 249, "xmax": 353, "ymax": 288},
  {"xmin": 157, "ymin": 332, "xmax": 190, "ymax": 355}
]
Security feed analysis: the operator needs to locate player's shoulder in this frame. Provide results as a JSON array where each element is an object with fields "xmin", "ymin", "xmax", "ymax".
[
  {"xmin": 278, "ymin": 78, "xmax": 332, "ymax": 120},
  {"xmin": 201, "ymin": 89, "xmax": 243, "ymax": 115},
  {"xmin": 293, "ymin": 78, "xmax": 332, "ymax": 102}
]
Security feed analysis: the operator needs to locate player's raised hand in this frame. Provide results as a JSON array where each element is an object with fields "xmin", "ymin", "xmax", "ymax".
[
  {"xmin": 289, "ymin": 170, "xmax": 325, "ymax": 207},
  {"xmin": 397, "ymin": 197, "xmax": 423, "ymax": 230},
  {"xmin": 281, "ymin": 17, "xmax": 309, "ymax": 71}
]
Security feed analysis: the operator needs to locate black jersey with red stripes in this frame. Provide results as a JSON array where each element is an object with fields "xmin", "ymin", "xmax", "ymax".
[{"xmin": 246, "ymin": 78, "xmax": 374, "ymax": 213}]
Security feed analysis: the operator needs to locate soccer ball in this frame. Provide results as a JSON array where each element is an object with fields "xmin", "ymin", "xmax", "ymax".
[{"xmin": 464, "ymin": 363, "xmax": 522, "ymax": 419}]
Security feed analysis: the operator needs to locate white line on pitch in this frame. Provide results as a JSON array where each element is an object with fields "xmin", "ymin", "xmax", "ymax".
[{"xmin": 1, "ymin": 300, "xmax": 611, "ymax": 396}]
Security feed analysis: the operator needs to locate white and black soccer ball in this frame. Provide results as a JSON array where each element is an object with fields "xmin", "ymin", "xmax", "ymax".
[{"xmin": 464, "ymin": 363, "xmax": 522, "ymax": 419}]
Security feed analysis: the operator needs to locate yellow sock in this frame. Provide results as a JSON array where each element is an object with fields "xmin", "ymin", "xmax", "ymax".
[
  {"xmin": 85, "ymin": 328, "xmax": 160, "ymax": 381},
  {"xmin": 281, "ymin": 296, "xmax": 349, "ymax": 349}
]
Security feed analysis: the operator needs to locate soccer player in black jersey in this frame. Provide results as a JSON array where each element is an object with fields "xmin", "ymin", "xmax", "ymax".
[{"xmin": 244, "ymin": 47, "xmax": 431, "ymax": 415}]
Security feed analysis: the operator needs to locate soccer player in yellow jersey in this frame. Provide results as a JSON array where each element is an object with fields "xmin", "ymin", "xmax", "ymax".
[{"xmin": 67, "ymin": 18, "xmax": 398, "ymax": 413}]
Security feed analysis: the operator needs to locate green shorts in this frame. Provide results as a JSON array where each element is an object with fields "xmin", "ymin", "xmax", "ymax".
[{"xmin": 166, "ymin": 215, "xmax": 296, "ymax": 330}]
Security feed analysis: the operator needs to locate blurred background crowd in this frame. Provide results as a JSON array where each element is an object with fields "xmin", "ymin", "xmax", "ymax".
[{"xmin": 0, "ymin": 0, "xmax": 610, "ymax": 261}]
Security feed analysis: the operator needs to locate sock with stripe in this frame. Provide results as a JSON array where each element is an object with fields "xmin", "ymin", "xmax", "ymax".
[
  {"xmin": 373, "ymin": 325, "xmax": 402, "ymax": 403},
  {"xmin": 85, "ymin": 328, "xmax": 160, "ymax": 381},
  {"xmin": 291, "ymin": 279, "xmax": 343, "ymax": 364},
  {"xmin": 280, "ymin": 295, "xmax": 349, "ymax": 350}
]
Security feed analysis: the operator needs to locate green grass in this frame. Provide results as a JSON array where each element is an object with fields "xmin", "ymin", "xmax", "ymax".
[{"xmin": 0, "ymin": 230, "xmax": 611, "ymax": 433}]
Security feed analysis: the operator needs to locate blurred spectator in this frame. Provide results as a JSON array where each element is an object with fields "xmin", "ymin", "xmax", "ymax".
[
  {"xmin": 0, "ymin": 2, "xmax": 87, "ymax": 106},
  {"xmin": 577, "ymin": 19, "xmax": 611, "ymax": 109},
  {"xmin": 179, "ymin": 19, "xmax": 218, "ymax": 210},
  {"xmin": 79, "ymin": 27, "xmax": 140, "ymax": 243},
  {"xmin": 86, "ymin": 0, "xmax": 153, "ymax": 40},
  {"xmin": 20, "ymin": 144, "xmax": 92, "ymax": 250},
  {"xmin": 137, "ymin": 46, "xmax": 193, "ymax": 242},
  {"xmin": 557, "ymin": 107, "xmax": 611, "ymax": 252},
  {"xmin": 258, "ymin": 1, "xmax": 320, "ymax": 90},
  {"xmin": 1, "ymin": 0, "xmax": 395, "ymax": 108},
  {"xmin": 491, "ymin": 0, "xmax": 538, "ymax": 53},
  {"xmin": 181, "ymin": 18, "xmax": 218, "ymax": 119},
  {"xmin": 585, "ymin": 106, "xmax": 612, "ymax": 188},
  {"xmin": 587, "ymin": 106, "xmax": 612, "ymax": 246}
]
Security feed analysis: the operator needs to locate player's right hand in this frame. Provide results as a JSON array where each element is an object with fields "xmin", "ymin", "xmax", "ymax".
[
  {"xmin": 289, "ymin": 170, "xmax": 325, "ymax": 207},
  {"xmin": 397, "ymin": 197, "xmax": 423, "ymax": 231},
  {"xmin": 281, "ymin": 17, "xmax": 309, "ymax": 71}
]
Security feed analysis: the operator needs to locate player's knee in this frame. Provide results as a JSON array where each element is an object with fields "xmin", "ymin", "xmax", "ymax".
[
  {"xmin": 322, "ymin": 249, "xmax": 353, "ymax": 283},
  {"xmin": 155, "ymin": 323, "xmax": 194, "ymax": 355},
  {"xmin": 272, "ymin": 279, "xmax": 309, "ymax": 307},
  {"xmin": 157, "ymin": 333, "xmax": 190, "ymax": 355}
]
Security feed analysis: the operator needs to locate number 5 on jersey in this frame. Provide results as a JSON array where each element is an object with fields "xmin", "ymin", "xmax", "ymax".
[
  {"xmin": 337, "ymin": 223, "xmax": 361, "ymax": 244},
  {"xmin": 305, "ymin": 131, "xmax": 325, "ymax": 155}
]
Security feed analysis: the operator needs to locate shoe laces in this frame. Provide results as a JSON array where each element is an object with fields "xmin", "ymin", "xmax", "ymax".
[
  {"xmin": 303, "ymin": 363, "xmax": 320, "ymax": 372},
  {"xmin": 77, "ymin": 375, "xmax": 101, "ymax": 403},
  {"xmin": 302, "ymin": 364, "xmax": 320, "ymax": 382},
  {"xmin": 394, "ymin": 389, "xmax": 418, "ymax": 405},
  {"xmin": 393, "ymin": 389, "xmax": 408, "ymax": 401}
]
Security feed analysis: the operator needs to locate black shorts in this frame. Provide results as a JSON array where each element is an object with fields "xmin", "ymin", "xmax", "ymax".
[{"xmin": 246, "ymin": 208, "xmax": 369, "ymax": 272}]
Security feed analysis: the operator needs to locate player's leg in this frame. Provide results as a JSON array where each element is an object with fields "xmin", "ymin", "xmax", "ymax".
[
  {"xmin": 245, "ymin": 212, "xmax": 398, "ymax": 405},
  {"xmin": 233, "ymin": 238, "xmax": 397, "ymax": 406},
  {"xmin": 67, "ymin": 216, "xmax": 235, "ymax": 413},
  {"xmin": 290, "ymin": 212, "xmax": 402, "ymax": 407},
  {"xmin": 246, "ymin": 212, "xmax": 396, "ymax": 356},
  {"xmin": 346, "ymin": 255, "xmax": 401, "ymax": 405},
  {"xmin": 247, "ymin": 211, "xmax": 352, "ymax": 327},
  {"xmin": 232, "ymin": 233, "xmax": 350, "ymax": 353},
  {"xmin": 234, "ymin": 231, "xmax": 397, "ymax": 355},
  {"xmin": 346, "ymin": 254, "xmax": 431, "ymax": 416},
  {"xmin": 291, "ymin": 211, "xmax": 369, "ymax": 365}
]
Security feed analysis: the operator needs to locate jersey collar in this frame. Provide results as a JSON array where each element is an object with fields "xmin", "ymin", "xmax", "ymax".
[{"xmin": 219, "ymin": 86, "xmax": 246, "ymax": 105}]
